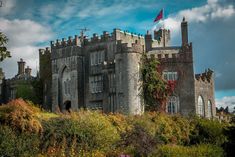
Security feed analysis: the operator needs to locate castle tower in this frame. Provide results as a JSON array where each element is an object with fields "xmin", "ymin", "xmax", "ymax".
[
  {"xmin": 17, "ymin": 58, "xmax": 25, "ymax": 75},
  {"xmin": 115, "ymin": 40, "xmax": 144, "ymax": 115},
  {"xmin": 154, "ymin": 28, "xmax": 170, "ymax": 47},
  {"xmin": 25, "ymin": 66, "xmax": 32, "ymax": 76},
  {"xmin": 39, "ymin": 47, "xmax": 52, "ymax": 110},
  {"xmin": 181, "ymin": 17, "xmax": 188, "ymax": 46}
]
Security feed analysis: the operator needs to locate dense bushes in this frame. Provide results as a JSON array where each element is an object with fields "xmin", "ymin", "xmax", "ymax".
[
  {"xmin": 154, "ymin": 144, "xmax": 224, "ymax": 157},
  {"xmin": 189, "ymin": 117, "xmax": 227, "ymax": 146},
  {"xmin": 0, "ymin": 99, "xmax": 231, "ymax": 156}
]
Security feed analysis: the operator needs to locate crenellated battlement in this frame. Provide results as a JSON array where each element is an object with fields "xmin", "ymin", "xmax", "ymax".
[
  {"xmin": 83, "ymin": 29, "xmax": 144, "ymax": 46},
  {"xmin": 195, "ymin": 68, "xmax": 214, "ymax": 83},
  {"xmin": 116, "ymin": 39, "xmax": 144, "ymax": 54},
  {"xmin": 39, "ymin": 47, "xmax": 51, "ymax": 56},
  {"xmin": 51, "ymin": 35, "xmax": 80, "ymax": 48}
]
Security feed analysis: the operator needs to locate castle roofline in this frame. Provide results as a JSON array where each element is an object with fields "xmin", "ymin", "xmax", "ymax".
[{"xmin": 151, "ymin": 46, "xmax": 181, "ymax": 51}]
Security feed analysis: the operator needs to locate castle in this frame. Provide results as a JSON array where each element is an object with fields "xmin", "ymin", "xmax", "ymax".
[
  {"xmin": 37, "ymin": 18, "xmax": 215, "ymax": 118},
  {"xmin": 0, "ymin": 18, "xmax": 215, "ymax": 118}
]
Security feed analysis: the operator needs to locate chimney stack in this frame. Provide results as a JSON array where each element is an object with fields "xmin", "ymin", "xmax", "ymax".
[
  {"xmin": 181, "ymin": 17, "xmax": 188, "ymax": 46},
  {"xmin": 25, "ymin": 66, "xmax": 32, "ymax": 76},
  {"xmin": 17, "ymin": 58, "xmax": 25, "ymax": 75}
]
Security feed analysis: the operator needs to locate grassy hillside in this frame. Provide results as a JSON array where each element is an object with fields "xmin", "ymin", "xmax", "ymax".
[{"xmin": 0, "ymin": 99, "xmax": 233, "ymax": 157}]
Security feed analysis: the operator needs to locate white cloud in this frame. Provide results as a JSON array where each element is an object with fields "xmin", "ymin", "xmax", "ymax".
[
  {"xmin": 0, "ymin": 0, "xmax": 16, "ymax": 16},
  {"xmin": 216, "ymin": 96, "xmax": 235, "ymax": 111},
  {"xmin": 0, "ymin": 18, "xmax": 53, "ymax": 78},
  {"xmin": 162, "ymin": 0, "xmax": 235, "ymax": 36}
]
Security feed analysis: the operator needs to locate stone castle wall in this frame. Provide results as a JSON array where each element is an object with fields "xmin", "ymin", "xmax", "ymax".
[{"xmin": 38, "ymin": 19, "xmax": 216, "ymax": 117}]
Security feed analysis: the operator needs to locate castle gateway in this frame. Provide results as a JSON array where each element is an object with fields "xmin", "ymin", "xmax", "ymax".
[{"xmin": 39, "ymin": 18, "xmax": 215, "ymax": 118}]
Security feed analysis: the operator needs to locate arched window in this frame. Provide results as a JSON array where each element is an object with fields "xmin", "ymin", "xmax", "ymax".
[
  {"xmin": 207, "ymin": 100, "xmax": 212, "ymax": 118},
  {"xmin": 167, "ymin": 96, "xmax": 179, "ymax": 114},
  {"xmin": 198, "ymin": 96, "xmax": 205, "ymax": 117}
]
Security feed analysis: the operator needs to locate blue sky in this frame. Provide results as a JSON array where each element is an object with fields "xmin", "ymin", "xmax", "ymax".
[{"xmin": 0, "ymin": 0, "xmax": 235, "ymax": 110}]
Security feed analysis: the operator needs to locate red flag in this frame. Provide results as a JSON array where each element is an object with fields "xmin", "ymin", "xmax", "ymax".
[{"xmin": 154, "ymin": 9, "xmax": 163, "ymax": 23}]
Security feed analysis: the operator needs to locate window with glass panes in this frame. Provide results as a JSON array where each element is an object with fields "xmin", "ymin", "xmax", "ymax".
[{"xmin": 163, "ymin": 71, "xmax": 178, "ymax": 81}]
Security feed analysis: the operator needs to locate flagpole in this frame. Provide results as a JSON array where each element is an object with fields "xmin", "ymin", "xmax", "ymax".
[
  {"xmin": 162, "ymin": 8, "xmax": 166, "ymax": 47},
  {"xmin": 163, "ymin": 8, "xmax": 165, "ymax": 29}
]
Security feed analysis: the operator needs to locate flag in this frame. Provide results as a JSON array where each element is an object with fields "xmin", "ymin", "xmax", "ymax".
[{"xmin": 154, "ymin": 9, "xmax": 163, "ymax": 23}]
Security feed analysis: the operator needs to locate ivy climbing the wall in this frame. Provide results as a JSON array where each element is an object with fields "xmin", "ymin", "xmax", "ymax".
[{"xmin": 141, "ymin": 54, "xmax": 176, "ymax": 112}]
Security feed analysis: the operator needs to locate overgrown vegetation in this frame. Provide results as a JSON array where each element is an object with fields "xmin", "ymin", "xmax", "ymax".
[
  {"xmin": 141, "ymin": 54, "xmax": 175, "ymax": 112},
  {"xmin": 0, "ymin": 99, "xmax": 233, "ymax": 156},
  {"xmin": 15, "ymin": 79, "xmax": 43, "ymax": 105}
]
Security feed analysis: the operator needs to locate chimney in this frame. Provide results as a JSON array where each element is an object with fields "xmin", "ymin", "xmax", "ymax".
[
  {"xmin": 17, "ymin": 58, "xmax": 25, "ymax": 75},
  {"xmin": 25, "ymin": 66, "xmax": 32, "ymax": 76},
  {"xmin": 181, "ymin": 17, "xmax": 188, "ymax": 46},
  {"xmin": 145, "ymin": 30, "xmax": 152, "ymax": 52}
]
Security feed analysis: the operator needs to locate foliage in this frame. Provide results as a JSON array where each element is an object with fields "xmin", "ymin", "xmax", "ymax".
[
  {"xmin": 141, "ymin": 54, "xmax": 173, "ymax": 112},
  {"xmin": 31, "ymin": 79, "xmax": 44, "ymax": 105},
  {"xmin": 41, "ymin": 110, "xmax": 120, "ymax": 156},
  {"xmin": 222, "ymin": 124, "xmax": 235, "ymax": 157},
  {"xmin": 15, "ymin": 79, "xmax": 43, "ymax": 105},
  {"xmin": 189, "ymin": 117, "xmax": 227, "ymax": 146},
  {"xmin": 153, "ymin": 144, "xmax": 224, "ymax": 157},
  {"xmin": 120, "ymin": 123, "xmax": 157, "ymax": 156},
  {"xmin": 0, "ymin": 32, "xmax": 11, "ymax": 62},
  {"xmin": 0, "ymin": 126, "xmax": 40, "ymax": 157},
  {"xmin": 0, "ymin": 99, "xmax": 43, "ymax": 133},
  {"xmin": 0, "ymin": 99, "xmax": 232, "ymax": 156}
]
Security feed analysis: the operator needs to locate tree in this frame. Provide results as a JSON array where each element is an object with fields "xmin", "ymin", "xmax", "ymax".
[
  {"xmin": 141, "ymin": 54, "xmax": 175, "ymax": 112},
  {"xmin": 0, "ymin": 32, "xmax": 11, "ymax": 61}
]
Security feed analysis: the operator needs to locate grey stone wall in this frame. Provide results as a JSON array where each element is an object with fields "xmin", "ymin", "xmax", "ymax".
[
  {"xmin": 195, "ymin": 69, "xmax": 216, "ymax": 118},
  {"xmin": 39, "ymin": 19, "xmax": 216, "ymax": 116}
]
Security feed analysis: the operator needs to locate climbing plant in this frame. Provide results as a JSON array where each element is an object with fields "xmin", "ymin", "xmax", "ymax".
[{"xmin": 141, "ymin": 54, "xmax": 175, "ymax": 112}]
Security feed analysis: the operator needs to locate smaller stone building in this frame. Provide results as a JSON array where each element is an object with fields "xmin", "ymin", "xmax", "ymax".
[{"xmin": 0, "ymin": 58, "xmax": 36, "ymax": 103}]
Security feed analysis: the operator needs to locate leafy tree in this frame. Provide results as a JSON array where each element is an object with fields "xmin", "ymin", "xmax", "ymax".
[
  {"xmin": 16, "ymin": 84, "xmax": 37, "ymax": 103},
  {"xmin": 141, "ymin": 54, "xmax": 173, "ymax": 112},
  {"xmin": 0, "ymin": 32, "xmax": 11, "ymax": 62}
]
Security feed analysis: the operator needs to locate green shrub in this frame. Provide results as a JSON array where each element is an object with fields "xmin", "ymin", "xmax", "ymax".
[
  {"xmin": 189, "ymin": 117, "xmax": 227, "ymax": 146},
  {"xmin": 152, "ymin": 144, "xmax": 224, "ymax": 157},
  {"xmin": 129, "ymin": 112, "xmax": 191, "ymax": 145},
  {"xmin": 0, "ymin": 126, "xmax": 40, "ymax": 156},
  {"xmin": 119, "ymin": 123, "xmax": 157, "ymax": 156},
  {"xmin": 41, "ymin": 110, "xmax": 120, "ymax": 156}
]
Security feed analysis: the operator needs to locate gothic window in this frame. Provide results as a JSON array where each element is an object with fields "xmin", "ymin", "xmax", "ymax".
[
  {"xmin": 198, "ymin": 96, "xmax": 205, "ymax": 117},
  {"xmin": 90, "ymin": 51, "xmax": 105, "ymax": 66},
  {"xmin": 64, "ymin": 81, "xmax": 67, "ymax": 94},
  {"xmin": 207, "ymin": 100, "xmax": 212, "ymax": 118},
  {"xmin": 67, "ymin": 79, "xmax": 70, "ymax": 95},
  {"xmin": 163, "ymin": 71, "xmax": 178, "ymax": 81},
  {"xmin": 167, "ymin": 96, "xmax": 179, "ymax": 114},
  {"xmin": 89, "ymin": 75, "xmax": 103, "ymax": 93},
  {"xmin": 109, "ymin": 73, "xmax": 116, "ymax": 92},
  {"xmin": 62, "ymin": 67, "xmax": 71, "ymax": 96},
  {"xmin": 95, "ymin": 52, "xmax": 98, "ymax": 65}
]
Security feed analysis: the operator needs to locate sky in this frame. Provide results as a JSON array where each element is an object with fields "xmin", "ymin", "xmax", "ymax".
[{"xmin": 0, "ymin": 0, "xmax": 234, "ymax": 111}]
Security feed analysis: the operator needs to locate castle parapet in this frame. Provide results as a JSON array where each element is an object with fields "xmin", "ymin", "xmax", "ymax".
[
  {"xmin": 51, "ymin": 35, "xmax": 80, "ymax": 48},
  {"xmin": 39, "ymin": 47, "xmax": 51, "ymax": 56},
  {"xmin": 195, "ymin": 69, "xmax": 213, "ymax": 82},
  {"xmin": 116, "ymin": 40, "xmax": 144, "ymax": 54}
]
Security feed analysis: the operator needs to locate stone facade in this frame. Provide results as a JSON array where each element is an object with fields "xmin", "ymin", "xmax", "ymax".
[
  {"xmin": 39, "ymin": 18, "xmax": 216, "ymax": 118},
  {"xmin": 0, "ymin": 59, "xmax": 36, "ymax": 103}
]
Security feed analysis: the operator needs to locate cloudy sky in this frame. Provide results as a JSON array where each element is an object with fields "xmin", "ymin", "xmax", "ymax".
[{"xmin": 0, "ymin": 0, "xmax": 234, "ymax": 110}]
